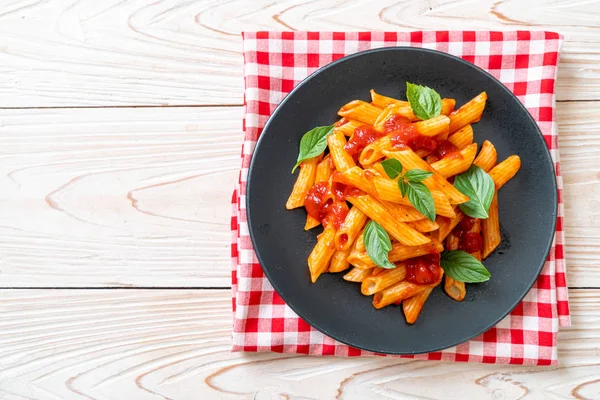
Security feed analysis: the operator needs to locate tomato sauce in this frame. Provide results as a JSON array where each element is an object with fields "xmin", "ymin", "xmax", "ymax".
[
  {"xmin": 335, "ymin": 117, "xmax": 349, "ymax": 127},
  {"xmin": 432, "ymin": 140, "xmax": 460, "ymax": 161},
  {"xmin": 344, "ymin": 125, "xmax": 384, "ymax": 157},
  {"xmin": 304, "ymin": 182, "xmax": 349, "ymax": 229},
  {"xmin": 451, "ymin": 216, "xmax": 483, "ymax": 253},
  {"xmin": 386, "ymin": 115, "xmax": 438, "ymax": 153},
  {"xmin": 405, "ymin": 253, "xmax": 441, "ymax": 285}
]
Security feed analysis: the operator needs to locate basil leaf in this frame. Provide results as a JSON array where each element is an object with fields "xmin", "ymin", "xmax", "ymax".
[
  {"xmin": 454, "ymin": 164, "xmax": 495, "ymax": 219},
  {"xmin": 398, "ymin": 179, "xmax": 408, "ymax": 197},
  {"xmin": 381, "ymin": 159, "xmax": 403, "ymax": 179},
  {"xmin": 404, "ymin": 168, "xmax": 433, "ymax": 183},
  {"xmin": 440, "ymin": 250, "xmax": 491, "ymax": 283},
  {"xmin": 405, "ymin": 181, "xmax": 436, "ymax": 222},
  {"xmin": 406, "ymin": 82, "xmax": 442, "ymax": 120},
  {"xmin": 292, "ymin": 125, "xmax": 334, "ymax": 173},
  {"xmin": 364, "ymin": 221, "xmax": 396, "ymax": 269}
]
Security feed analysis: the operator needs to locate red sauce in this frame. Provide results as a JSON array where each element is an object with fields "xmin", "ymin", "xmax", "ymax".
[
  {"xmin": 344, "ymin": 125, "xmax": 384, "ymax": 157},
  {"xmin": 387, "ymin": 115, "xmax": 438, "ymax": 153},
  {"xmin": 304, "ymin": 182, "xmax": 349, "ymax": 229},
  {"xmin": 331, "ymin": 182, "xmax": 346, "ymax": 201},
  {"xmin": 335, "ymin": 117, "xmax": 349, "ymax": 127},
  {"xmin": 405, "ymin": 254, "xmax": 441, "ymax": 285},
  {"xmin": 343, "ymin": 186, "xmax": 364, "ymax": 199},
  {"xmin": 451, "ymin": 216, "xmax": 483, "ymax": 253},
  {"xmin": 432, "ymin": 140, "xmax": 460, "ymax": 160}
]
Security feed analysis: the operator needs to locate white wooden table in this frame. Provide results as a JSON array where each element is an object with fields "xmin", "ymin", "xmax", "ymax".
[{"xmin": 1, "ymin": 1, "xmax": 599, "ymax": 398}]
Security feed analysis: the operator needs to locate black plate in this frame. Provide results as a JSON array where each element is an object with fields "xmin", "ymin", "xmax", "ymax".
[{"xmin": 246, "ymin": 47, "xmax": 557, "ymax": 354}]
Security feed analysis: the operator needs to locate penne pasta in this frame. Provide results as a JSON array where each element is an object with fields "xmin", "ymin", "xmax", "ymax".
[
  {"xmin": 328, "ymin": 132, "xmax": 356, "ymax": 172},
  {"xmin": 346, "ymin": 194, "xmax": 431, "ymax": 246},
  {"xmin": 409, "ymin": 218, "xmax": 440, "ymax": 233},
  {"xmin": 448, "ymin": 124, "xmax": 474, "ymax": 150},
  {"xmin": 338, "ymin": 100, "xmax": 383, "ymax": 126},
  {"xmin": 403, "ymin": 287, "xmax": 434, "ymax": 324},
  {"xmin": 381, "ymin": 200, "xmax": 428, "ymax": 222},
  {"xmin": 332, "ymin": 167, "xmax": 378, "ymax": 197},
  {"xmin": 305, "ymin": 158, "xmax": 335, "ymax": 230},
  {"xmin": 373, "ymin": 269, "xmax": 443, "ymax": 309},
  {"xmin": 449, "ymin": 92, "xmax": 487, "ymax": 133},
  {"xmin": 348, "ymin": 240, "xmax": 444, "ymax": 269},
  {"xmin": 370, "ymin": 90, "xmax": 456, "ymax": 119},
  {"xmin": 361, "ymin": 263, "xmax": 407, "ymax": 295},
  {"xmin": 482, "ymin": 193, "xmax": 501, "ymax": 259},
  {"xmin": 473, "ymin": 140, "xmax": 497, "ymax": 173},
  {"xmin": 353, "ymin": 231, "xmax": 365, "ymax": 254},
  {"xmin": 334, "ymin": 118, "xmax": 362, "ymax": 137},
  {"xmin": 369, "ymin": 173, "xmax": 457, "ymax": 218},
  {"xmin": 286, "ymin": 155, "xmax": 321, "ymax": 209},
  {"xmin": 430, "ymin": 143, "xmax": 478, "ymax": 178},
  {"xmin": 489, "ymin": 155, "xmax": 521, "ymax": 189},
  {"xmin": 360, "ymin": 134, "xmax": 393, "ymax": 165},
  {"xmin": 308, "ymin": 224, "xmax": 338, "ymax": 283},
  {"xmin": 435, "ymin": 209, "xmax": 463, "ymax": 242},
  {"xmin": 383, "ymin": 149, "xmax": 469, "ymax": 204},
  {"xmin": 334, "ymin": 206, "xmax": 368, "ymax": 250},
  {"xmin": 443, "ymin": 232, "xmax": 466, "ymax": 301},
  {"xmin": 343, "ymin": 266, "xmax": 375, "ymax": 282},
  {"xmin": 329, "ymin": 245, "xmax": 353, "ymax": 273},
  {"xmin": 414, "ymin": 115, "xmax": 451, "ymax": 137}
]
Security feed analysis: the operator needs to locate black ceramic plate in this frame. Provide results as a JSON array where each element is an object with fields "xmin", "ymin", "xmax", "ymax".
[{"xmin": 246, "ymin": 47, "xmax": 557, "ymax": 354}]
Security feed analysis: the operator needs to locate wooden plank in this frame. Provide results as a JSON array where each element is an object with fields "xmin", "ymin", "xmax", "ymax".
[
  {"xmin": 0, "ymin": 289, "xmax": 594, "ymax": 399},
  {"xmin": 0, "ymin": 0, "xmax": 599, "ymax": 107},
  {"xmin": 0, "ymin": 106, "xmax": 243, "ymax": 287},
  {"xmin": 0, "ymin": 102, "xmax": 596, "ymax": 287}
]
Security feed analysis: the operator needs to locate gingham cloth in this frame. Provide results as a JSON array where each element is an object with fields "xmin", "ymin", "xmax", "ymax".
[{"xmin": 231, "ymin": 31, "xmax": 569, "ymax": 365}]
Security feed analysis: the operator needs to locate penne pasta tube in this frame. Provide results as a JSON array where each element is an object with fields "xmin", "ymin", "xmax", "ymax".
[
  {"xmin": 373, "ymin": 269, "xmax": 443, "ymax": 309},
  {"xmin": 448, "ymin": 124, "xmax": 474, "ymax": 150},
  {"xmin": 369, "ymin": 173, "xmax": 456, "ymax": 218},
  {"xmin": 329, "ymin": 245, "xmax": 353, "ymax": 273},
  {"xmin": 338, "ymin": 100, "xmax": 383, "ymax": 126},
  {"xmin": 360, "ymin": 134, "xmax": 393, "ymax": 165},
  {"xmin": 308, "ymin": 224, "xmax": 337, "ymax": 283},
  {"xmin": 383, "ymin": 149, "xmax": 469, "ymax": 204},
  {"xmin": 346, "ymin": 194, "xmax": 431, "ymax": 246},
  {"xmin": 482, "ymin": 193, "xmax": 501, "ymax": 259},
  {"xmin": 353, "ymin": 231, "xmax": 365, "ymax": 254},
  {"xmin": 473, "ymin": 140, "xmax": 497, "ymax": 173},
  {"xmin": 381, "ymin": 200, "xmax": 428, "ymax": 222},
  {"xmin": 286, "ymin": 155, "xmax": 321, "ymax": 209},
  {"xmin": 489, "ymin": 155, "xmax": 521, "ymax": 189},
  {"xmin": 370, "ymin": 90, "xmax": 456, "ymax": 118},
  {"xmin": 409, "ymin": 218, "xmax": 440, "ymax": 233},
  {"xmin": 334, "ymin": 118, "xmax": 362, "ymax": 137},
  {"xmin": 430, "ymin": 143, "xmax": 478, "ymax": 178},
  {"xmin": 436, "ymin": 209, "xmax": 463, "ymax": 242},
  {"xmin": 343, "ymin": 266, "xmax": 375, "ymax": 282},
  {"xmin": 443, "ymin": 232, "xmax": 466, "ymax": 301},
  {"xmin": 328, "ymin": 132, "xmax": 356, "ymax": 172},
  {"xmin": 334, "ymin": 206, "xmax": 368, "ymax": 250},
  {"xmin": 361, "ymin": 263, "xmax": 407, "ymax": 295},
  {"xmin": 449, "ymin": 92, "xmax": 487, "ymax": 133},
  {"xmin": 305, "ymin": 158, "xmax": 335, "ymax": 230},
  {"xmin": 403, "ymin": 287, "xmax": 434, "ymax": 324},
  {"xmin": 305, "ymin": 216, "xmax": 321, "ymax": 230},
  {"xmin": 332, "ymin": 167, "xmax": 378, "ymax": 197},
  {"xmin": 414, "ymin": 115, "xmax": 451, "ymax": 137},
  {"xmin": 348, "ymin": 240, "xmax": 443, "ymax": 269}
]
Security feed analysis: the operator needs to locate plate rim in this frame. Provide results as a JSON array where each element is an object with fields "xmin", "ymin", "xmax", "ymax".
[{"xmin": 245, "ymin": 46, "xmax": 558, "ymax": 354}]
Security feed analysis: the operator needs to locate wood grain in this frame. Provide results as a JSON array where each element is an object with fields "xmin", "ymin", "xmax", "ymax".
[
  {"xmin": 0, "ymin": 103, "xmax": 596, "ymax": 287},
  {"xmin": 0, "ymin": 107, "xmax": 243, "ymax": 287},
  {"xmin": 0, "ymin": 289, "xmax": 594, "ymax": 400},
  {"xmin": 0, "ymin": 0, "xmax": 599, "ymax": 107}
]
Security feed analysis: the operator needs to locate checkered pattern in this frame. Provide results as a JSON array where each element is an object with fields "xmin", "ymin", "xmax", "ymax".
[{"xmin": 231, "ymin": 31, "xmax": 569, "ymax": 365}]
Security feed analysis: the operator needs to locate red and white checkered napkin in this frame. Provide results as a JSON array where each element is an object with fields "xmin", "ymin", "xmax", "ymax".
[{"xmin": 231, "ymin": 31, "xmax": 569, "ymax": 365}]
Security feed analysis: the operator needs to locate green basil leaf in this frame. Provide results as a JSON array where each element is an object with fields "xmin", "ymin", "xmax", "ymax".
[
  {"xmin": 440, "ymin": 250, "xmax": 491, "ymax": 283},
  {"xmin": 292, "ymin": 125, "xmax": 334, "ymax": 173},
  {"xmin": 398, "ymin": 179, "xmax": 408, "ymax": 197},
  {"xmin": 405, "ymin": 181, "xmax": 436, "ymax": 222},
  {"xmin": 364, "ymin": 221, "xmax": 396, "ymax": 269},
  {"xmin": 454, "ymin": 164, "xmax": 495, "ymax": 219},
  {"xmin": 381, "ymin": 159, "xmax": 403, "ymax": 179},
  {"xmin": 404, "ymin": 168, "xmax": 433, "ymax": 183},
  {"xmin": 406, "ymin": 82, "xmax": 442, "ymax": 120}
]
